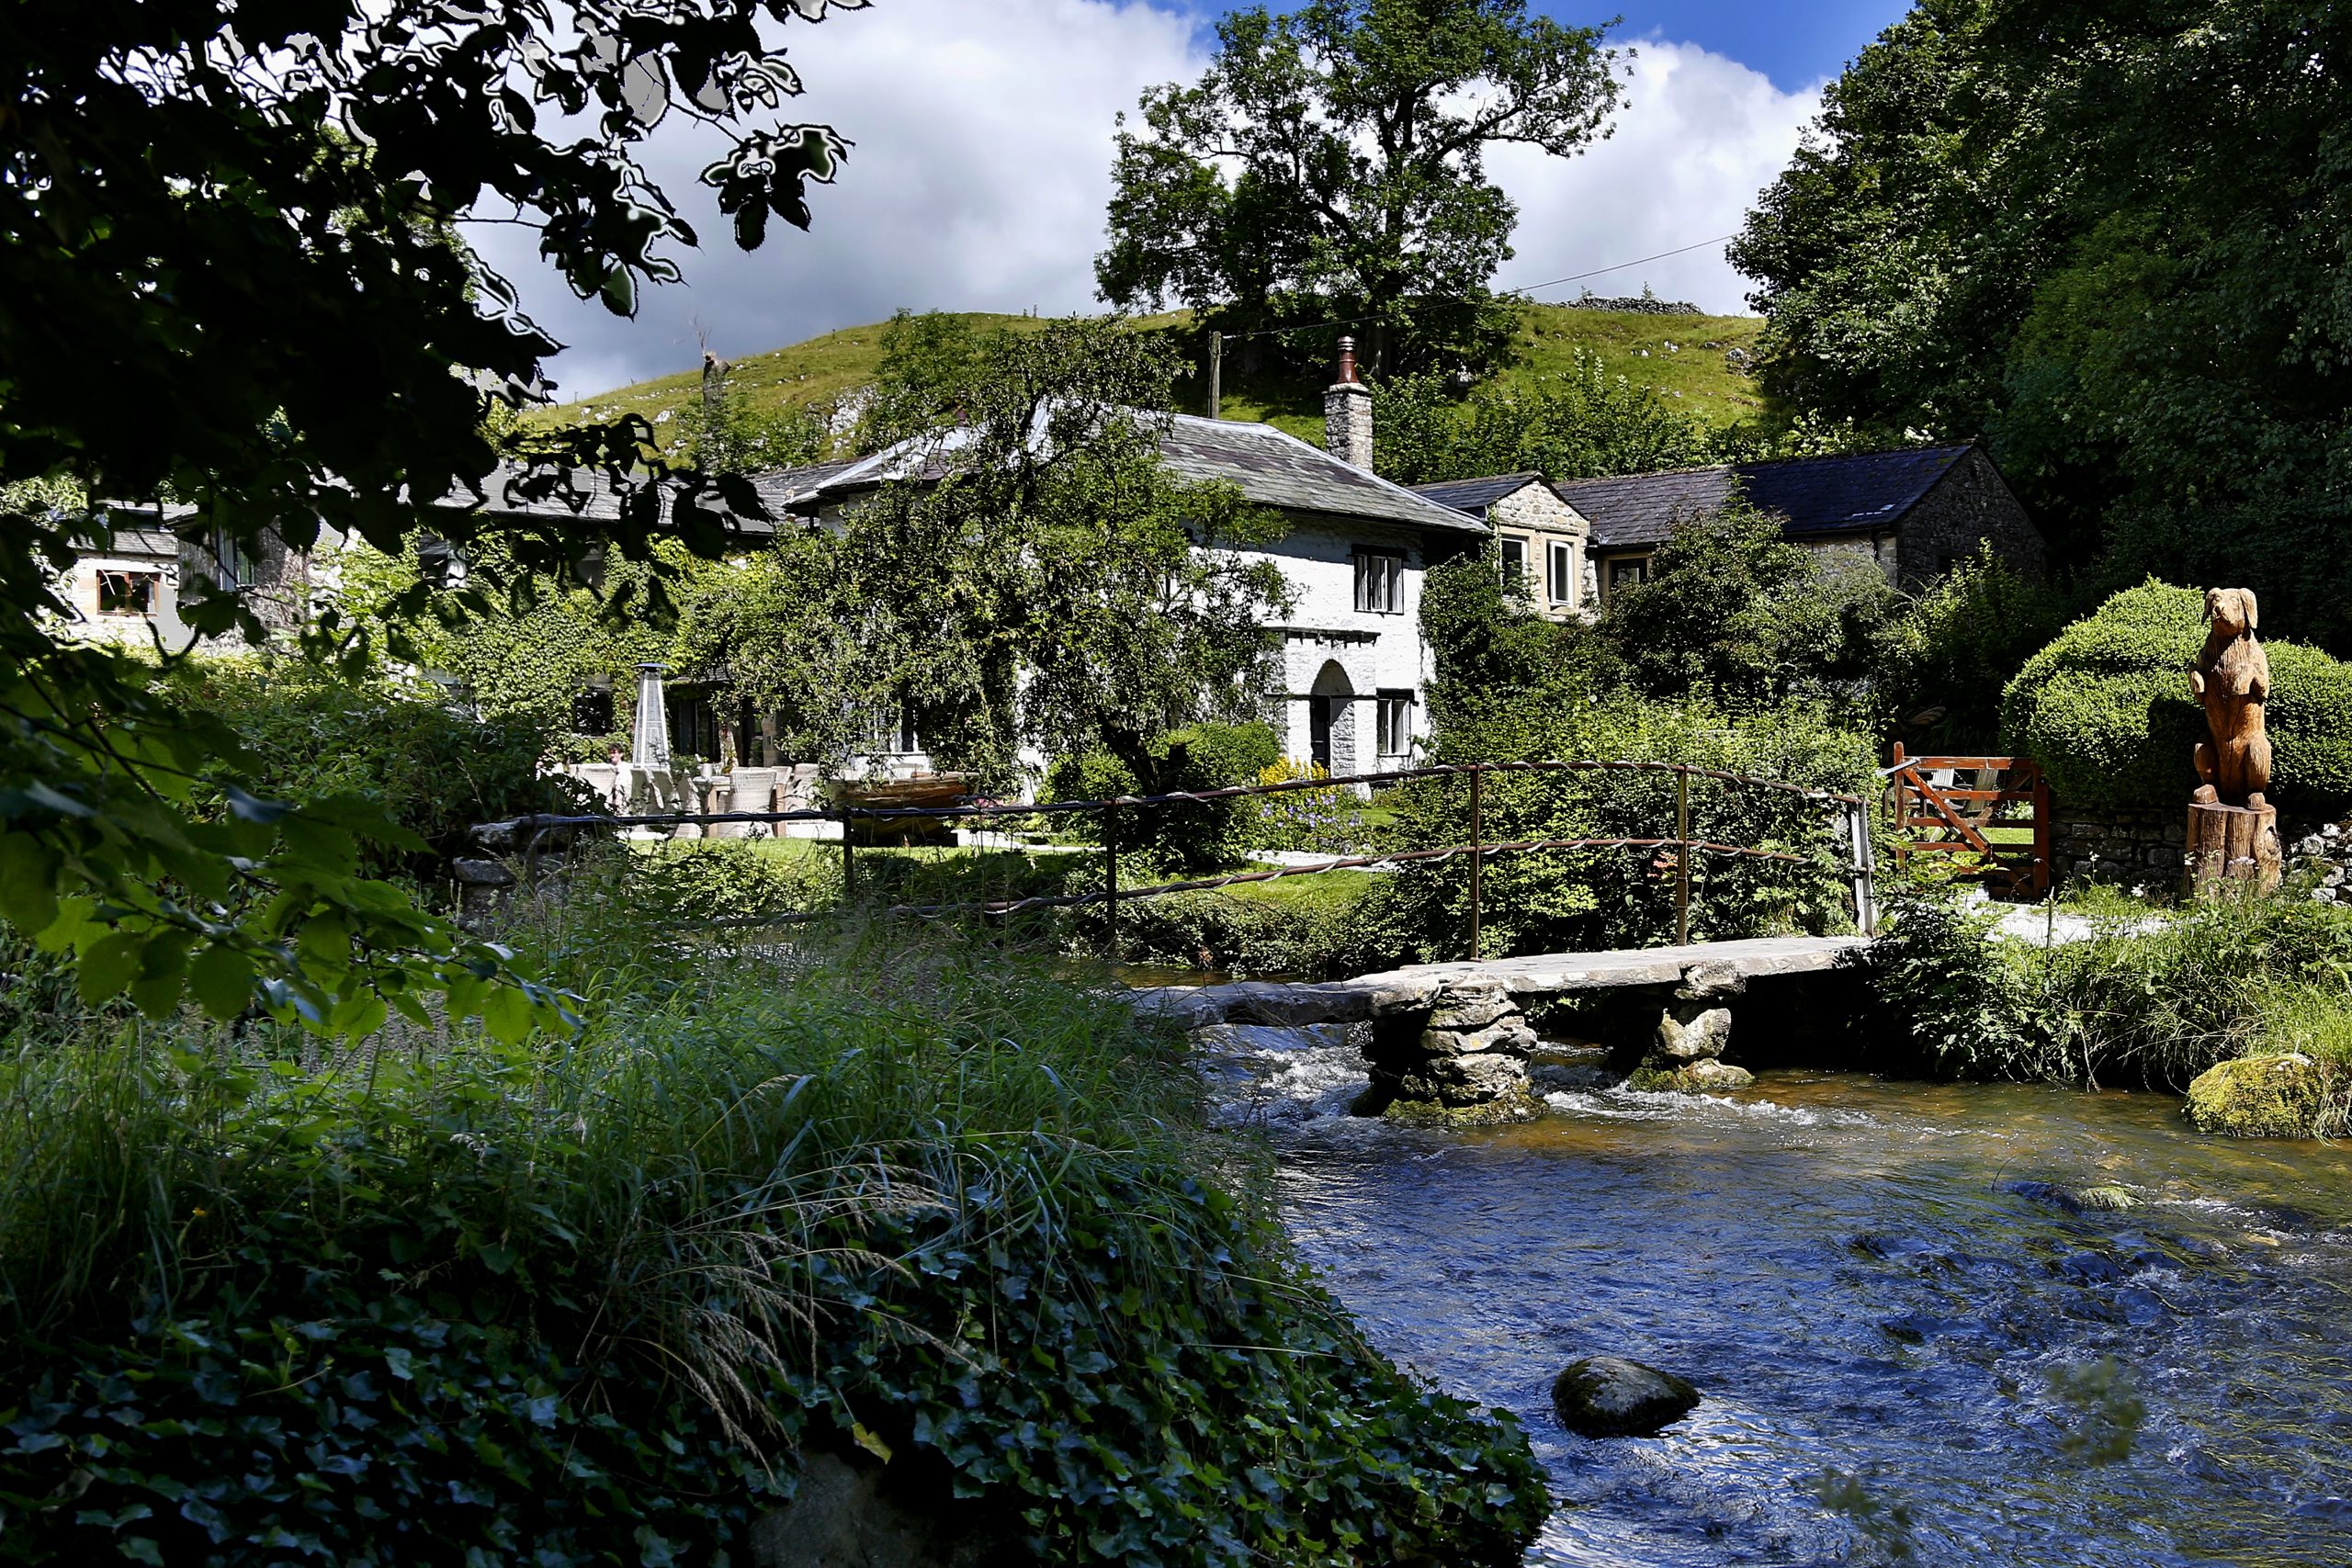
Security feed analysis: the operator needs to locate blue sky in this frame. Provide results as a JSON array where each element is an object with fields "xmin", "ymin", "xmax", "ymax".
[
  {"xmin": 1154, "ymin": 1, "xmax": 1911, "ymax": 94},
  {"xmin": 480, "ymin": 0, "xmax": 1917, "ymax": 400}
]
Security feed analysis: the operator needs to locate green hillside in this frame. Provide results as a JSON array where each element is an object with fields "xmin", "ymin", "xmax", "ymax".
[{"xmin": 542, "ymin": 301, "xmax": 1769, "ymax": 449}]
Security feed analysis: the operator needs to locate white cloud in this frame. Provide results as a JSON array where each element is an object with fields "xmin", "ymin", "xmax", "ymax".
[
  {"xmin": 468, "ymin": 0, "xmax": 1207, "ymax": 401},
  {"xmin": 1488, "ymin": 39, "xmax": 1821, "ymax": 314},
  {"xmin": 476, "ymin": 8, "xmax": 1817, "ymax": 400}
]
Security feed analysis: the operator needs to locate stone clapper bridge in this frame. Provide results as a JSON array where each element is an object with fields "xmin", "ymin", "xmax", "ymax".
[
  {"xmin": 479, "ymin": 757, "xmax": 1879, "ymax": 1120},
  {"xmin": 1134, "ymin": 936, "xmax": 1869, "ymax": 1122}
]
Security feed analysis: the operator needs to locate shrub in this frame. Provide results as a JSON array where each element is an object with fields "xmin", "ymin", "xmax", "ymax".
[
  {"xmin": 160, "ymin": 658, "xmax": 585, "ymax": 881},
  {"xmin": 1045, "ymin": 721, "xmax": 1282, "ymax": 874},
  {"xmin": 1604, "ymin": 498, "xmax": 1899, "ymax": 712},
  {"xmin": 1871, "ymin": 549, "xmax": 2075, "ymax": 749},
  {"xmin": 1358, "ymin": 696, "xmax": 1878, "ymax": 964},
  {"xmin": 1850, "ymin": 885, "xmax": 2352, "ymax": 1092},
  {"xmin": 2001, "ymin": 580, "xmax": 2352, "ymax": 811}
]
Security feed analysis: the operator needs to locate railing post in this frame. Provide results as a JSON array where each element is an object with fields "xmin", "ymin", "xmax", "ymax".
[
  {"xmin": 1466, "ymin": 764, "xmax": 1483, "ymax": 961},
  {"xmin": 1849, "ymin": 798, "xmax": 1879, "ymax": 936},
  {"xmin": 839, "ymin": 804, "xmax": 855, "ymax": 905},
  {"xmin": 1676, "ymin": 768, "xmax": 1690, "ymax": 947},
  {"xmin": 1102, "ymin": 802, "xmax": 1120, "ymax": 964}
]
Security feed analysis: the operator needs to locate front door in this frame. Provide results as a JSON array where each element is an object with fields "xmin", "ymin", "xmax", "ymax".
[{"xmin": 1308, "ymin": 697, "xmax": 1334, "ymax": 770}]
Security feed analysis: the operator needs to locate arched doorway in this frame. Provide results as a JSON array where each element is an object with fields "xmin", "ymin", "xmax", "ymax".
[{"xmin": 1307, "ymin": 660, "xmax": 1356, "ymax": 777}]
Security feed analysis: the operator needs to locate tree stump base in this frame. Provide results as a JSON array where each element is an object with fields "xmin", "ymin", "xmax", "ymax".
[{"xmin": 2185, "ymin": 801, "xmax": 2281, "ymax": 896}]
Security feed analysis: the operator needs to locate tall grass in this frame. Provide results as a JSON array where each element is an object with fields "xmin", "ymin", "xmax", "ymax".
[
  {"xmin": 1858, "ymin": 886, "xmax": 2352, "ymax": 1099},
  {"xmin": 0, "ymin": 862, "xmax": 1547, "ymax": 1564}
]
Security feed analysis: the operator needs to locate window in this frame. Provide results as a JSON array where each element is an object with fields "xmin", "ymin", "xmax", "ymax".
[
  {"xmin": 571, "ymin": 679, "xmax": 615, "ymax": 735},
  {"xmin": 1547, "ymin": 541, "xmax": 1577, "ymax": 605},
  {"xmin": 1605, "ymin": 557, "xmax": 1649, "ymax": 603},
  {"xmin": 865, "ymin": 710, "xmax": 920, "ymax": 755},
  {"xmin": 1498, "ymin": 536, "xmax": 1530, "ymax": 595},
  {"xmin": 1352, "ymin": 548, "xmax": 1404, "ymax": 614},
  {"xmin": 208, "ymin": 526, "xmax": 256, "ymax": 591},
  {"xmin": 96, "ymin": 570, "xmax": 157, "ymax": 616},
  {"xmin": 417, "ymin": 535, "xmax": 468, "ymax": 590},
  {"xmin": 1375, "ymin": 690, "xmax": 1413, "ymax": 759}
]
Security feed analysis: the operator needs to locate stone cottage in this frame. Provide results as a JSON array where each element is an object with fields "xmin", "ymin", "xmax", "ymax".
[
  {"xmin": 55, "ymin": 504, "xmax": 322, "ymax": 651},
  {"xmin": 1549, "ymin": 445, "xmax": 2046, "ymax": 609},
  {"xmin": 1405, "ymin": 473, "xmax": 1590, "ymax": 621}
]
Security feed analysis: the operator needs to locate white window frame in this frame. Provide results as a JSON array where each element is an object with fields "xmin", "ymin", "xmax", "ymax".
[
  {"xmin": 1547, "ymin": 541, "xmax": 1577, "ymax": 605},
  {"xmin": 1375, "ymin": 690, "xmax": 1413, "ymax": 758},
  {"xmin": 1498, "ymin": 536, "xmax": 1530, "ymax": 596},
  {"xmin": 1352, "ymin": 547, "xmax": 1405, "ymax": 615},
  {"xmin": 209, "ymin": 526, "xmax": 257, "ymax": 591}
]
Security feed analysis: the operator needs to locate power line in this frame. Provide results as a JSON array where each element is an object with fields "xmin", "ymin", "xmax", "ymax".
[
  {"xmin": 1498, "ymin": 233, "xmax": 1740, "ymax": 299},
  {"xmin": 1203, "ymin": 231, "xmax": 1741, "ymax": 344}
]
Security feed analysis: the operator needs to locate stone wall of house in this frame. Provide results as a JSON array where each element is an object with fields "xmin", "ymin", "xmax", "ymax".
[
  {"xmin": 1894, "ymin": 447, "xmax": 2048, "ymax": 588},
  {"xmin": 1486, "ymin": 483, "xmax": 1589, "ymax": 616}
]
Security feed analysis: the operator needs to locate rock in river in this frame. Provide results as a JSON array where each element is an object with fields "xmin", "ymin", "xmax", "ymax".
[{"xmin": 1550, "ymin": 1356, "xmax": 1701, "ymax": 1438}]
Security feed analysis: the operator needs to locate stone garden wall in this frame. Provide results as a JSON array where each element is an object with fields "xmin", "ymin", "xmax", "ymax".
[{"xmin": 2052, "ymin": 804, "xmax": 2343, "ymax": 895}]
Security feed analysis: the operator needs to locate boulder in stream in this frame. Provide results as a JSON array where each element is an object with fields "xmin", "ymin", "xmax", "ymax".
[
  {"xmin": 2184, "ymin": 1053, "xmax": 2329, "ymax": 1138},
  {"xmin": 1626, "ymin": 1059, "xmax": 1754, "ymax": 1093},
  {"xmin": 1550, "ymin": 1356, "xmax": 1700, "ymax": 1438}
]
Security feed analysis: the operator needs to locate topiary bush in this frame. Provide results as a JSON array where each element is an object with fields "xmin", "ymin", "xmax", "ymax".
[{"xmin": 2000, "ymin": 581, "xmax": 2352, "ymax": 812}]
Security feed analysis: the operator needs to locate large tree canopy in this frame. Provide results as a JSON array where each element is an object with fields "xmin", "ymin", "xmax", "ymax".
[
  {"xmin": 1732, "ymin": 0, "xmax": 2352, "ymax": 649},
  {"xmin": 1096, "ymin": 0, "xmax": 1620, "ymax": 378},
  {"xmin": 682, "ymin": 316, "xmax": 1294, "ymax": 788},
  {"xmin": 0, "ymin": 0, "xmax": 863, "ymax": 1031}
]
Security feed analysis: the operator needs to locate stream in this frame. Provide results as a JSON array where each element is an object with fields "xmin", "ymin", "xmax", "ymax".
[{"xmin": 1202, "ymin": 1024, "xmax": 2352, "ymax": 1566}]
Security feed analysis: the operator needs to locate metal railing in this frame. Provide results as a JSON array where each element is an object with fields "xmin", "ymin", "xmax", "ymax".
[{"xmin": 478, "ymin": 758, "xmax": 1878, "ymax": 956}]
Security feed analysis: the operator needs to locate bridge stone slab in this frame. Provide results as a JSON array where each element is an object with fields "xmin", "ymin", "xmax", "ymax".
[{"xmin": 1135, "ymin": 936, "xmax": 1867, "ymax": 1030}]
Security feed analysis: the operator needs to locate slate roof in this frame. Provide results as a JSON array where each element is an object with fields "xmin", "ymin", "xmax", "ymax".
[
  {"xmin": 797, "ymin": 412, "xmax": 1486, "ymax": 536},
  {"xmin": 1547, "ymin": 468, "xmax": 1736, "ymax": 549},
  {"xmin": 1546, "ymin": 445, "xmax": 1976, "ymax": 549},
  {"xmin": 1407, "ymin": 472, "xmax": 1550, "ymax": 518},
  {"xmin": 449, "ymin": 415, "xmax": 1492, "ymax": 542},
  {"xmin": 1153, "ymin": 415, "xmax": 1485, "ymax": 534},
  {"xmin": 451, "ymin": 464, "xmax": 810, "ymax": 536}
]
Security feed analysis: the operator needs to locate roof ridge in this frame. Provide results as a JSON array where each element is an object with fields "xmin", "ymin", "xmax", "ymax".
[
  {"xmin": 1728, "ymin": 441, "xmax": 1973, "ymax": 472},
  {"xmin": 1552, "ymin": 462, "xmax": 1732, "ymax": 488}
]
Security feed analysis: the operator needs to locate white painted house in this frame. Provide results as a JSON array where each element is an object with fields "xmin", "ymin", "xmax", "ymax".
[{"xmin": 764, "ymin": 340, "xmax": 1487, "ymax": 780}]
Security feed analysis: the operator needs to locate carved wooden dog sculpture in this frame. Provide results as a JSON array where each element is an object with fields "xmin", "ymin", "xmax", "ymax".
[{"xmin": 2190, "ymin": 587, "xmax": 2271, "ymax": 808}]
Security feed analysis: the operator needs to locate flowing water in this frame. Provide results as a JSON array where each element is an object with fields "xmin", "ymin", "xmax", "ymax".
[{"xmin": 1199, "ymin": 1025, "xmax": 2352, "ymax": 1566}]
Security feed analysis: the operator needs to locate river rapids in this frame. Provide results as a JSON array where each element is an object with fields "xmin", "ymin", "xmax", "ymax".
[{"xmin": 1198, "ymin": 1023, "xmax": 2352, "ymax": 1566}]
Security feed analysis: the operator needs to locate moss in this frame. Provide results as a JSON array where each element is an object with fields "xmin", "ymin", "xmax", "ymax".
[
  {"xmin": 1624, "ymin": 1061, "xmax": 1755, "ymax": 1093},
  {"xmin": 1376, "ymin": 1092, "xmax": 1544, "ymax": 1128},
  {"xmin": 2183, "ymin": 1053, "xmax": 2328, "ymax": 1137}
]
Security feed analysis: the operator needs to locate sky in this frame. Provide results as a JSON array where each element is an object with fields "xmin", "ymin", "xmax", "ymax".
[{"xmin": 470, "ymin": 1, "xmax": 1913, "ymax": 402}]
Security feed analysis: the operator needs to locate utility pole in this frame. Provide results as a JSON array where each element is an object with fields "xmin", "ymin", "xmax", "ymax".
[{"xmin": 1207, "ymin": 330, "xmax": 1222, "ymax": 420}]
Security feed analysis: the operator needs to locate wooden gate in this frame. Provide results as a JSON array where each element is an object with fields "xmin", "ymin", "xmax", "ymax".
[{"xmin": 1887, "ymin": 746, "xmax": 2052, "ymax": 900}]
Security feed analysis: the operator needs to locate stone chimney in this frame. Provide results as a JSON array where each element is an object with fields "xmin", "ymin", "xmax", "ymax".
[{"xmin": 1324, "ymin": 335, "xmax": 1374, "ymax": 470}]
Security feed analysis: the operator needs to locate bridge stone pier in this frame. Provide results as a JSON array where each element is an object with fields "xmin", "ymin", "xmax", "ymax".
[{"xmin": 1132, "ymin": 936, "xmax": 1868, "ymax": 1122}]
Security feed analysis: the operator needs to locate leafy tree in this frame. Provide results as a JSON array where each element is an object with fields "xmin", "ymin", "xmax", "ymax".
[
  {"xmin": 1733, "ymin": 1, "xmax": 2352, "ymax": 648},
  {"xmin": 1603, "ymin": 499, "xmax": 1897, "ymax": 711},
  {"xmin": 1372, "ymin": 353, "xmax": 1714, "ymax": 485},
  {"xmin": 678, "ymin": 318, "xmax": 1295, "ymax": 788},
  {"xmin": 0, "ymin": 0, "xmax": 865, "ymax": 1031},
  {"xmin": 1096, "ymin": 0, "xmax": 1621, "ymax": 377}
]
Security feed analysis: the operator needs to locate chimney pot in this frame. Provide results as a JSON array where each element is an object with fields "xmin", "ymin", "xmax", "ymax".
[{"xmin": 1325, "ymin": 336, "xmax": 1374, "ymax": 470}]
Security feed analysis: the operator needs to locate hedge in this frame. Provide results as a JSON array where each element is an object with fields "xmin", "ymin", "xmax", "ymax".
[{"xmin": 2000, "ymin": 581, "xmax": 2352, "ymax": 811}]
